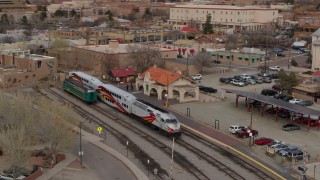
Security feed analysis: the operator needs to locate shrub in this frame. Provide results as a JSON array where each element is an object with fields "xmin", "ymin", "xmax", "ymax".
[{"xmin": 291, "ymin": 59, "xmax": 298, "ymax": 67}]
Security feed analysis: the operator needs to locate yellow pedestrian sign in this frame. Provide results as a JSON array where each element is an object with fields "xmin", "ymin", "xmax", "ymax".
[{"xmin": 97, "ymin": 127, "xmax": 103, "ymax": 133}]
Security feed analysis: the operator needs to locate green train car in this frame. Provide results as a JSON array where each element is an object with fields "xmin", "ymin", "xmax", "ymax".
[{"xmin": 63, "ymin": 78, "xmax": 97, "ymax": 103}]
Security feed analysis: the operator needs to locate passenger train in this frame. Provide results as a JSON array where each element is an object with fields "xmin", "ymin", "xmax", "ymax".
[{"xmin": 67, "ymin": 71, "xmax": 181, "ymax": 135}]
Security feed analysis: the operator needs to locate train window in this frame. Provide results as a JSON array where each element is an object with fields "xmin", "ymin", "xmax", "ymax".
[
  {"xmin": 147, "ymin": 109, "xmax": 152, "ymax": 112},
  {"xmin": 161, "ymin": 118, "xmax": 165, "ymax": 123}
]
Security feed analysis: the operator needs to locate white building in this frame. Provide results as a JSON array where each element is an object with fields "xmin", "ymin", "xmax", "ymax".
[
  {"xmin": 168, "ymin": 4, "xmax": 280, "ymax": 31},
  {"xmin": 311, "ymin": 28, "xmax": 320, "ymax": 71}
]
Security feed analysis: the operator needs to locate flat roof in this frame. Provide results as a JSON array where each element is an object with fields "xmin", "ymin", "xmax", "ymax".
[
  {"xmin": 173, "ymin": 4, "xmax": 274, "ymax": 10},
  {"xmin": 224, "ymin": 88, "xmax": 320, "ymax": 117},
  {"xmin": 76, "ymin": 44, "xmax": 173, "ymax": 54}
]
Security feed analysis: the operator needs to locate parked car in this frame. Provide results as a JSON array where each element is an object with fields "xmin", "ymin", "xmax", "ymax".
[
  {"xmin": 177, "ymin": 54, "xmax": 183, "ymax": 58},
  {"xmin": 191, "ymin": 74, "xmax": 202, "ymax": 80},
  {"xmin": 281, "ymin": 96, "xmax": 294, "ymax": 102},
  {"xmin": 267, "ymin": 140, "xmax": 283, "ymax": 148},
  {"xmin": 269, "ymin": 66, "xmax": 281, "ymax": 71},
  {"xmin": 219, "ymin": 77, "xmax": 231, "ymax": 84},
  {"xmin": 300, "ymin": 71, "xmax": 313, "ymax": 75},
  {"xmin": 278, "ymin": 146, "xmax": 300, "ymax": 156},
  {"xmin": 287, "ymin": 150, "xmax": 310, "ymax": 161},
  {"xmin": 199, "ymin": 86, "xmax": 217, "ymax": 93},
  {"xmin": 262, "ymin": 77, "xmax": 272, "ymax": 83},
  {"xmin": 240, "ymin": 74, "xmax": 252, "ymax": 80},
  {"xmin": 302, "ymin": 119, "xmax": 319, "ymax": 127},
  {"xmin": 261, "ymin": 89, "xmax": 277, "ymax": 96},
  {"xmin": 269, "ymin": 73, "xmax": 279, "ymax": 79},
  {"xmin": 229, "ymin": 125, "xmax": 246, "ymax": 134},
  {"xmin": 276, "ymin": 53, "xmax": 286, "ymax": 57},
  {"xmin": 273, "ymin": 48, "xmax": 283, "ymax": 52},
  {"xmin": 246, "ymin": 78, "xmax": 256, "ymax": 85},
  {"xmin": 289, "ymin": 98, "xmax": 301, "ymax": 104},
  {"xmin": 291, "ymin": 50, "xmax": 303, "ymax": 54},
  {"xmin": 299, "ymin": 48, "xmax": 310, "ymax": 53},
  {"xmin": 254, "ymin": 77, "xmax": 264, "ymax": 84},
  {"xmin": 235, "ymin": 128, "xmax": 258, "ymax": 138},
  {"xmin": 282, "ymin": 124, "xmax": 300, "ymax": 131},
  {"xmin": 255, "ymin": 137, "xmax": 274, "ymax": 146},
  {"xmin": 212, "ymin": 60, "xmax": 221, "ymax": 64},
  {"xmin": 258, "ymin": 72, "xmax": 269, "ymax": 77},
  {"xmin": 296, "ymin": 100, "xmax": 313, "ymax": 106},
  {"xmin": 250, "ymin": 100, "xmax": 261, "ymax": 108},
  {"xmin": 231, "ymin": 79, "xmax": 245, "ymax": 87},
  {"xmin": 0, "ymin": 174, "xmax": 26, "ymax": 180},
  {"xmin": 274, "ymin": 144, "xmax": 290, "ymax": 153},
  {"xmin": 273, "ymin": 94, "xmax": 287, "ymax": 99}
]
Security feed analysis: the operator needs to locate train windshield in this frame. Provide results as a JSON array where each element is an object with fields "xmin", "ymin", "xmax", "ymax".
[{"xmin": 166, "ymin": 119, "xmax": 178, "ymax": 124}]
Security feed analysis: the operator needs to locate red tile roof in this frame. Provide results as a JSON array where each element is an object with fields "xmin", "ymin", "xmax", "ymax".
[
  {"xmin": 194, "ymin": 36, "xmax": 215, "ymax": 43},
  {"xmin": 111, "ymin": 68, "xmax": 135, "ymax": 78},
  {"xmin": 140, "ymin": 67, "xmax": 183, "ymax": 86},
  {"xmin": 313, "ymin": 71, "xmax": 320, "ymax": 76},
  {"xmin": 181, "ymin": 27, "xmax": 199, "ymax": 32}
]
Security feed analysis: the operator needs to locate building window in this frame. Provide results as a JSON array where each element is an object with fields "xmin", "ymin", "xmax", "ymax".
[
  {"xmin": 226, "ymin": 11, "xmax": 227, "ymax": 14},
  {"xmin": 196, "ymin": 10, "xmax": 198, "ymax": 13},
  {"xmin": 221, "ymin": 11, "xmax": 222, "ymax": 14},
  {"xmin": 230, "ymin": 19, "xmax": 232, "ymax": 22},
  {"xmin": 213, "ymin": 11, "xmax": 215, "ymax": 14},
  {"xmin": 238, "ymin": 12, "xmax": 240, "ymax": 15}
]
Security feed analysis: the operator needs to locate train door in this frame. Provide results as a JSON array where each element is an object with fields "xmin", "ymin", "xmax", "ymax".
[{"xmin": 160, "ymin": 118, "xmax": 166, "ymax": 130}]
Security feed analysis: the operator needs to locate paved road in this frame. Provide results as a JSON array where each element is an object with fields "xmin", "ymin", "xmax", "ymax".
[{"xmin": 72, "ymin": 138, "xmax": 136, "ymax": 180}]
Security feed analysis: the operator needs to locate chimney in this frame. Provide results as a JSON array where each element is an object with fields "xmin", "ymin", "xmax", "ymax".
[{"xmin": 109, "ymin": 40, "xmax": 119, "ymax": 49}]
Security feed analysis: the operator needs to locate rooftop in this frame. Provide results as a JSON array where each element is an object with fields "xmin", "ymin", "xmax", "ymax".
[
  {"xmin": 224, "ymin": 88, "xmax": 320, "ymax": 117},
  {"xmin": 17, "ymin": 54, "xmax": 55, "ymax": 61},
  {"xmin": 76, "ymin": 44, "xmax": 174, "ymax": 54},
  {"xmin": 173, "ymin": 4, "xmax": 274, "ymax": 10},
  {"xmin": 139, "ymin": 67, "xmax": 183, "ymax": 86},
  {"xmin": 313, "ymin": 28, "xmax": 320, "ymax": 37}
]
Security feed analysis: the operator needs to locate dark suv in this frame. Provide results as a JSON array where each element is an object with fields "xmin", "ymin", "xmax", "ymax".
[
  {"xmin": 287, "ymin": 150, "xmax": 310, "ymax": 162},
  {"xmin": 261, "ymin": 89, "xmax": 277, "ymax": 96}
]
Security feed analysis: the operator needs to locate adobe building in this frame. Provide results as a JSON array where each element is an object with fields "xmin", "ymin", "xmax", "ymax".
[
  {"xmin": 136, "ymin": 67, "xmax": 199, "ymax": 103},
  {"xmin": 0, "ymin": 49, "xmax": 57, "ymax": 88},
  {"xmin": 48, "ymin": 41, "xmax": 176, "ymax": 78}
]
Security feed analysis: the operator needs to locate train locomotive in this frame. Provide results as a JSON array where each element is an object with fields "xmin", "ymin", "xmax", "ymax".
[{"xmin": 68, "ymin": 71, "xmax": 181, "ymax": 135}]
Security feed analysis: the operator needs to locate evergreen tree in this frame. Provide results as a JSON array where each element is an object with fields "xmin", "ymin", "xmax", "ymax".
[
  {"xmin": 106, "ymin": 10, "xmax": 113, "ymax": 22},
  {"xmin": 21, "ymin": 16, "xmax": 28, "ymax": 26},
  {"xmin": 203, "ymin": 13, "xmax": 213, "ymax": 34}
]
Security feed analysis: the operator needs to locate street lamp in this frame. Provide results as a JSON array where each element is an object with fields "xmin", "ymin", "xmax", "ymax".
[
  {"xmin": 147, "ymin": 159, "xmax": 150, "ymax": 177},
  {"xmin": 248, "ymin": 104, "xmax": 254, "ymax": 147},
  {"xmin": 126, "ymin": 140, "xmax": 129, "ymax": 157},
  {"xmin": 79, "ymin": 122, "xmax": 84, "ymax": 166},
  {"xmin": 186, "ymin": 53, "xmax": 189, "ymax": 76},
  {"xmin": 169, "ymin": 137, "xmax": 175, "ymax": 180}
]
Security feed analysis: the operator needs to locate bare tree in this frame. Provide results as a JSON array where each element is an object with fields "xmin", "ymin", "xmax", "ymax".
[
  {"xmin": 0, "ymin": 92, "xmax": 76, "ymax": 175},
  {"xmin": 101, "ymin": 53, "xmax": 119, "ymax": 76},
  {"xmin": 194, "ymin": 52, "xmax": 211, "ymax": 73},
  {"xmin": 126, "ymin": 44, "xmax": 162, "ymax": 73}
]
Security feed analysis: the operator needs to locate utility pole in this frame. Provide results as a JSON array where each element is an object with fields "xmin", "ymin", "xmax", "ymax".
[
  {"xmin": 79, "ymin": 122, "xmax": 83, "ymax": 166},
  {"xmin": 264, "ymin": 30, "xmax": 268, "ymax": 73}
]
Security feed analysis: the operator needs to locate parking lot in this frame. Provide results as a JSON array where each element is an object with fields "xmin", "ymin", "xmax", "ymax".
[{"xmin": 172, "ymin": 70, "xmax": 320, "ymax": 171}]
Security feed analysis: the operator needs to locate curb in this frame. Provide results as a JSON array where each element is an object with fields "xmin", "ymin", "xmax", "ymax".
[
  {"xmin": 182, "ymin": 124, "xmax": 286, "ymax": 180},
  {"xmin": 80, "ymin": 129, "xmax": 149, "ymax": 180}
]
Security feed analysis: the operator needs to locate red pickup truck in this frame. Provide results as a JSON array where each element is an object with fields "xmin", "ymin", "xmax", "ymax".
[{"xmin": 235, "ymin": 128, "xmax": 258, "ymax": 138}]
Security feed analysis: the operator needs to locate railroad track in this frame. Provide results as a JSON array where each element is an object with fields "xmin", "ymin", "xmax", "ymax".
[
  {"xmin": 90, "ymin": 103, "xmax": 210, "ymax": 180},
  {"xmin": 47, "ymin": 86, "xmax": 277, "ymax": 180},
  {"xmin": 182, "ymin": 128, "xmax": 276, "ymax": 180},
  {"xmin": 176, "ymin": 138, "xmax": 246, "ymax": 180},
  {"xmin": 43, "ymin": 87, "xmax": 209, "ymax": 180}
]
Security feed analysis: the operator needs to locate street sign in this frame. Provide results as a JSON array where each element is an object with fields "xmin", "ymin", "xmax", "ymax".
[{"xmin": 97, "ymin": 127, "xmax": 103, "ymax": 133}]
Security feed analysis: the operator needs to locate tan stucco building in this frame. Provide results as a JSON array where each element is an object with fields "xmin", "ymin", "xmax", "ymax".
[
  {"xmin": 0, "ymin": 49, "xmax": 57, "ymax": 88},
  {"xmin": 168, "ymin": 4, "xmax": 280, "ymax": 31},
  {"xmin": 136, "ymin": 67, "xmax": 199, "ymax": 103},
  {"xmin": 48, "ymin": 41, "xmax": 177, "ymax": 77},
  {"xmin": 311, "ymin": 29, "xmax": 320, "ymax": 71}
]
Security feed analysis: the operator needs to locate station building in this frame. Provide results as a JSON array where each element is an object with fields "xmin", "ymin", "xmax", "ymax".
[
  {"xmin": 168, "ymin": 4, "xmax": 280, "ymax": 31},
  {"xmin": 136, "ymin": 67, "xmax": 199, "ymax": 103}
]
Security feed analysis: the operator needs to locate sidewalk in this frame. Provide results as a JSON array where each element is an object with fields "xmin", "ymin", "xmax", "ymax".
[{"xmin": 37, "ymin": 129, "xmax": 148, "ymax": 180}]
